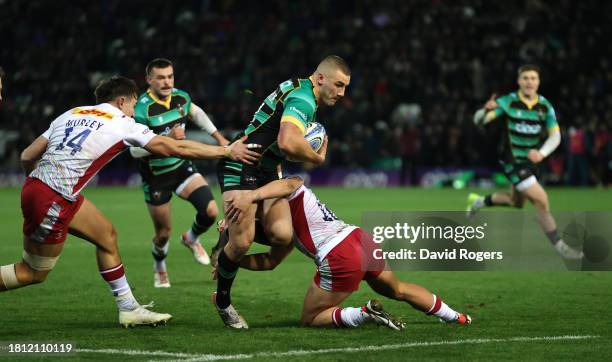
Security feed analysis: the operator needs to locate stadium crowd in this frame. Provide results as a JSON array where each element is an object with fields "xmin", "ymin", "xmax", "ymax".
[{"xmin": 1, "ymin": 0, "xmax": 611, "ymax": 186}]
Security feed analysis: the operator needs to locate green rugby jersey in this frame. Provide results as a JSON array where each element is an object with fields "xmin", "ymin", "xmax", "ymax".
[
  {"xmin": 242, "ymin": 78, "xmax": 318, "ymax": 170},
  {"xmin": 134, "ymin": 88, "xmax": 192, "ymax": 175},
  {"xmin": 487, "ymin": 92, "xmax": 559, "ymax": 163}
]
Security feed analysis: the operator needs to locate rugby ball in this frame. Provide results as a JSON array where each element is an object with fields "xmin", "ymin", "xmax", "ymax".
[{"xmin": 304, "ymin": 122, "xmax": 326, "ymax": 152}]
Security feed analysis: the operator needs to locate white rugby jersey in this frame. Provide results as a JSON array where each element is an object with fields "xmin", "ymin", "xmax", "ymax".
[
  {"xmin": 288, "ymin": 185, "xmax": 357, "ymax": 264},
  {"xmin": 30, "ymin": 103, "xmax": 156, "ymax": 201}
]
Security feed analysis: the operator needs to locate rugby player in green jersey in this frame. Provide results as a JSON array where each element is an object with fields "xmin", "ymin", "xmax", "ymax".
[
  {"xmin": 131, "ymin": 58, "xmax": 231, "ymax": 288},
  {"xmin": 469, "ymin": 64, "xmax": 583, "ymax": 259},
  {"xmin": 213, "ymin": 56, "xmax": 350, "ymax": 328}
]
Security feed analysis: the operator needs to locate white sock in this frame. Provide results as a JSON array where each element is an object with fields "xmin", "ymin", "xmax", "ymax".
[
  {"xmin": 473, "ymin": 196, "xmax": 485, "ymax": 209},
  {"xmin": 116, "ymin": 290, "xmax": 140, "ymax": 311},
  {"xmin": 334, "ymin": 307, "xmax": 371, "ymax": 328},
  {"xmin": 100, "ymin": 264, "xmax": 139, "ymax": 311},
  {"xmin": 186, "ymin": 229, "xmax": 198, "ymax": 244},
  {"xmin": 152, "ymin": 242, "xmax": 169, "ymax": 272},
  {"xmin": 427, "ymin": 295, "xmax": 459, "ymax": 322}
]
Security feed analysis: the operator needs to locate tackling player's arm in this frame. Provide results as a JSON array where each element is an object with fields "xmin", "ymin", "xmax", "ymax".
[
  {"xmin": 225, "ymin": 177, "xmax": 304, "ymax": 223},
  {"xmin": 239, "ymin": 243, "xmax": 294, "ymax": 271},
  {"xmin": 189, "ymin": 102, "xmax": 229, "ymax": 146},
  {"xmin": 20, "ymin": 136, "xmax": 48, "ymax": 174},
  {"xmin": 143, "ymin": 135, "xmax": 260, "ymax": 164}
]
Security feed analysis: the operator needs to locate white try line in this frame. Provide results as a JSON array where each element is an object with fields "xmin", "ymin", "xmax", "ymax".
[{"xmin": 75, "ymin": 334, "xmax": 599, "ymax": 362}]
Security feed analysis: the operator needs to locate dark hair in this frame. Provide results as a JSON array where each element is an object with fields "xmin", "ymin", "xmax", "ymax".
[
  {"xmin": 94, "ymin": 76, "xmax": 139, "ymax": 103},
  {"xmin": 320, "ymin": 55, "xmax": 351, "ymax": 76},
  {"xmin": 0, "ymin": 66, "xmax": 4, "ymax": 79},
  {"xmin": 518, "ymin": 64, "xmax": 540, "ymax": 76},
  {"xmin": 146, "ymin": 58, "xmax": 173, "ymax": 75}
]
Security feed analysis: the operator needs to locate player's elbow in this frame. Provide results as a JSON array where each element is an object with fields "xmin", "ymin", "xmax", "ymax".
[
  {"xmin": 20, "ymin": 149, "xmax": 36, "ymax": 163},
  {"xmin": 277, "ymin": 136, "xmax": 294, "ymax": 155}
]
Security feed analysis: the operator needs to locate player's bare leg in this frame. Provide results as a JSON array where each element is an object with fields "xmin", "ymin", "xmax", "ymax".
[
  {"xmin": 147, "ymin": 202, "xmax": 172, "ymax": 287},
  {"xmin": 367, "ymin": 270, "xmax": 471, "ymax": 325},
  {"xmin": 0, "ymin": 237, "xmax": 63, "ymax": 291},
  {"xmin": 467, "ymin": 186, "xmax": 525, "ymax": 217},
  {"xmin": 69, "ymin": 198, "xmax": 172, "ymax": 327},
  {"xmin": 301, "ymin": 281, "xmax": 351, "ymax": 327},
  {"xmin": 177, "ymin": 174, "xmax": 215, "ymax": 265},
  {"xmin": 301, "ymin": 280, "xmax": 404, "ymax": 330},
  {"xmin": 521, "ymin": 181, "xmax": 583, "ymax": 259},
  {"xmin": 260, "ymin": 197, "xmax": 293, "ymax": 246},
  {"xmin": 214, "ymin": 189, "xmax": 257, "ymax": 328}
]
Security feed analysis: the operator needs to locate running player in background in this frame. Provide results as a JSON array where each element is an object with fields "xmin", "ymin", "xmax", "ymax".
[
  {"xmin": 468, "ymin": 64, "xmax": 583, "ymax": 259},
  {"xmin": 213, "ymin": 55, "xmax": 348, "ymax": 328},
  {"xmin": 215, "ymin": 178, "xmax": 471, "ymax": 329},
  {"xmin": 0, "ymin": 76, "xmax": 259, "ymax": 327},
  {"xmin": 131, "ymin": 58, "xmax": 230, "ymax": 288}
]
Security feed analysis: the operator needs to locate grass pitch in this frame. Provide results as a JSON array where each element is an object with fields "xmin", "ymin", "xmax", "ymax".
[{"xmin": 0, "ymin": 186, "xmax": 611, "ymax": 361}]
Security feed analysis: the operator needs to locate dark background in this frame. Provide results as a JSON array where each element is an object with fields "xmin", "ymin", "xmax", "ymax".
[{"xmin": 1, "ymin": 0, "xmax": 610, "ymax": 186}]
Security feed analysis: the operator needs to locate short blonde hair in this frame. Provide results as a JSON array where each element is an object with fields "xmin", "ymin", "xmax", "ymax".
[{"xmin": 317, "ymin": 55, "xmax": 351, "ymax": 76}]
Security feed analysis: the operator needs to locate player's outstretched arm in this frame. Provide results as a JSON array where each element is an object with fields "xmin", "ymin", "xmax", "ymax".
[
  {"xmin": 144, "ymin": 135, "xmax": 261, "ymax": 164},
  {"xmin": 278, "ymin": 121, "xmax": 326, "ymax": 165},
  {"xmin": 20, "ymin": 136, "xmax": 48, "ymax": 174},
  {"xmin": 473, "ymin": 93, "xmax": 499, "ymax": 126},
  {"xmin": 225, "ymin": 177, "xmax": 304, "ymax": 223},
  {"xmin": 239, "ymin": 244, "xmax": 294, "ymax": 271}
]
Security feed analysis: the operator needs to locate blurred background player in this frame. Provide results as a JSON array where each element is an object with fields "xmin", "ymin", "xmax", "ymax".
[
  {"xmin": 213, "ymin": 55, "xmax": 349, "ymax": 328},
  {"xmin": 131, "ymin": 58, "xmax": 230, "ymax": 288},
  {"xmin": 468, "ymin": 65, "xmax": 583, "ymax": 259},
  {"xmin": 0, "ymin": 76, "xmax": 259, "ymax": 327},
  {"xmin": 218, "ymin": 177, "xmax": 471, "ymax": 329}
]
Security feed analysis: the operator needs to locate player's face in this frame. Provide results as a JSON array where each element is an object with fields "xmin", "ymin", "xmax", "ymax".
[
  {"xmin": 518, "ymin": 70, "xmax": 540, "ymax": 98},
  {"xmin": 319, "ymin": 70, "xmax": 350, "ymax": 106},
  {"xmin": 147, "ymin": 66, "xmax": 174, "ymax": 99}
]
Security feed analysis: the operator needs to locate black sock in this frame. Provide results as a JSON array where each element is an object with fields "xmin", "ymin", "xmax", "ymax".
[
  {"xmin": 546, "ymin": 229, "xmax": 561, "ymax": 245},
  {"xmin": 216, "ymin": 249, "xmax": 239, "ymax": 309},
  {"xmin": 484, "ymin": 195, "xmax": 493, "ymax": 207}
]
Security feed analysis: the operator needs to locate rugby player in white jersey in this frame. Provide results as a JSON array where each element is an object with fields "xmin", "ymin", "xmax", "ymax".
[
  {"xmin": 0, "ymin": 76, "xmax": 260, "ymax": 327},
  {"xmin": 216, "ymin": 178, "xmax": 471, "ymax": 329}
]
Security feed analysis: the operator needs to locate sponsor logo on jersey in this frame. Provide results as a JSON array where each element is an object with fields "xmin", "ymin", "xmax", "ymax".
[
  {"xmin": 290, "ymin": 106, "xmax": 307, "ymax": 121},
  {"xmin": 515, "ymin": 122, "xmax": 541, "ymax": 134},
  {"xmin": 72, "ymin": 108, "xmax": 113, "ymax": 119}
]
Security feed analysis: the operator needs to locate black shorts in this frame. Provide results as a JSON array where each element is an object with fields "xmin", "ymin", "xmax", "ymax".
[
  {"xmin": 216, "ymin": 159, "xmax": 280, "ymax": 193},
  {"xmin": 499, "ymin": 160, "xmax": 539, "ymax": 190},
  {"xmin": 141, "ymin": 161, "xmax": 200, "ymax": 205}
]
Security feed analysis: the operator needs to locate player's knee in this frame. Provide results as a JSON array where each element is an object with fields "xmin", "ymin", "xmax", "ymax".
[
  {"xmin": 266, "ymin": 224, "xmax": 293, "ymax": 245},
  {"xmin": 228, "ymin": 237, "xmax": 253, "ymax": 256},
  {"xmin": 300, "ymin": 313, "xmax": 315, "ymax": 326},
  {"xmin": 189, "ymin": 186, "xmax": 216, "ymax": 217},
  {"xmin": 206, "ymin": 200, "xmax": 219, "ymax": 219}
]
